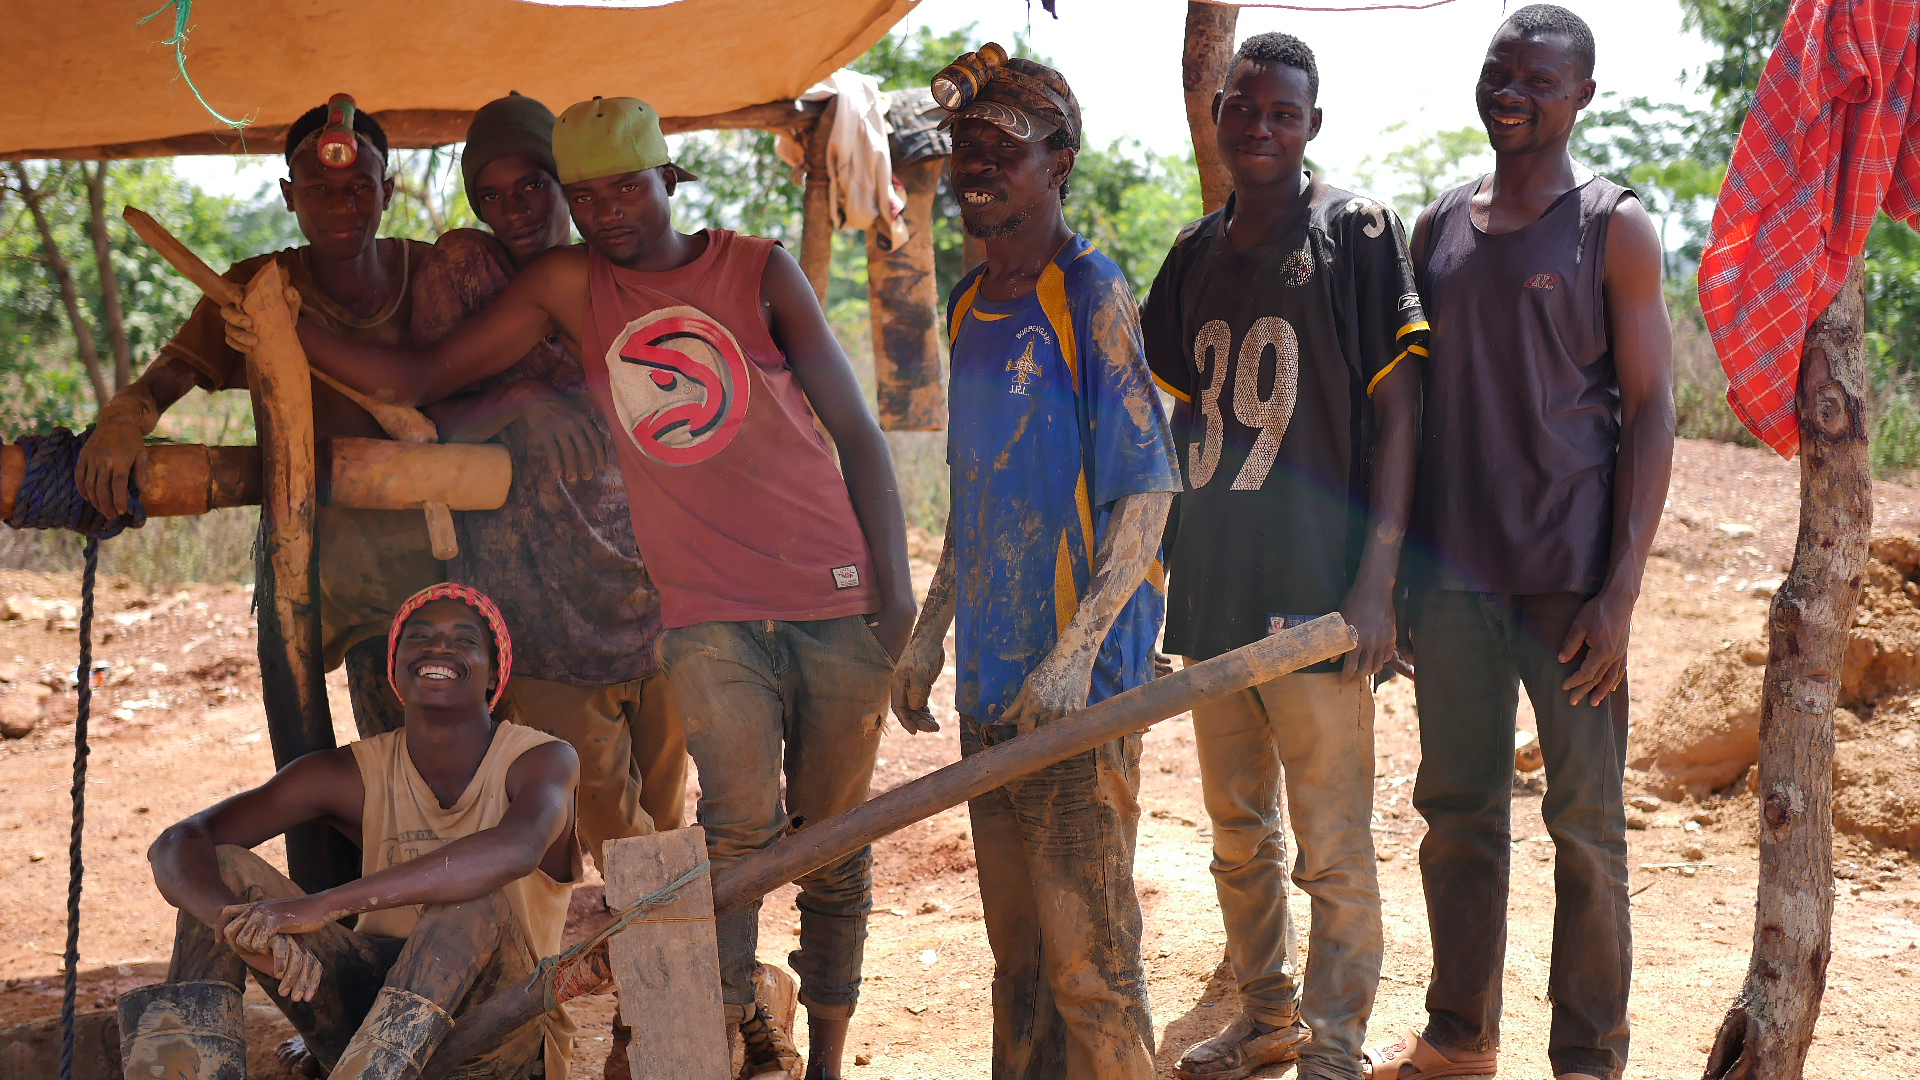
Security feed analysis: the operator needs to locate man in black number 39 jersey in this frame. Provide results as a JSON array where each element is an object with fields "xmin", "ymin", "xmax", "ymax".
[{"xmin": 1142, "ymin": 31, "xmax": 1425, "ymax": 1080}]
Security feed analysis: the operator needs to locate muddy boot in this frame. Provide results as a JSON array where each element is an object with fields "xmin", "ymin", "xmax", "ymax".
[
  {"xmin": 733, "ymin": 964, "xmax": 801, "ymax": 1080},
  {"xmin": 328, "ymin": 987, "xmax": 453, "ymax": 1080},
  {"xmin": 117, "ymin": 979, "xmax": 247, "ymax": 1080}
]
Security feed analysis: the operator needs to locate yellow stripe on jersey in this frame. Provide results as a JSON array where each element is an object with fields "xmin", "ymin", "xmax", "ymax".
[
  {"xmin": 1036, "ymin": 261, "xmax": 1078, "ymax": 384},
  {"xmin": 1367, "ymin": 350, "xmax": 1411, "ymax": 397},
  {"xmin": 1147, "ymin": 557, "xmax": 1166, "ymax": 593},
  {"xmin": 1075, "ymin": 472, "xmax": 1096, "ymax": 563},
  {"xmin": 1153, "ymin": 372, "xmax": 1192, "ymax": 403},
  {"xmin": 1396, "ymin": 320, "xmax": 1430, "ymax": 339},
  {"xmin": 1054, "ymin": 529, "xmax": 1079, "ymax": 635},
  {"xmin": 948, "ymin": 275, "xmax": 983, "ymax": 347}
]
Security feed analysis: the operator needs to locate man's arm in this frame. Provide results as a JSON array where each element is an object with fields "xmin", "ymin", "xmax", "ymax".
[
  {"xmin": 223, "ymin": 248, "xmax": 589, "ymax": 407},
  {"xmin": 76, "ymin": 355, "xmax": 203, "ymax": 517},
  {"xmin": 1558, "ymin": 195, "xmax": 1675, "ymax": 704},
  {"xmin": 220, "ymin": 742, "xmax": 579, "ymax": 947},
  {"xmin": 1343, "ymin": 360, "xmax": 1419, "ymax": 680},
  {"xmin": 891, "ymin": 513, "xmax": 957, "ymax": 734},
  {"xmin": 426, "ymin": 381, "xmax": 609, "ymax": 484},
  {"xmin": 1001, "ymin": 490, "xmax": 1174, "ymax": 732},
  {"xmin": 760, "ymin": 245, "xmax": 917, "ymax": 658}
]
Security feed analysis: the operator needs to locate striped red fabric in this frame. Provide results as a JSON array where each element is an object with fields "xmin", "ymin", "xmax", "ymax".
[{"xmin": 1698, "ymin": 0, "xmax": 1920, "ymax": 457}]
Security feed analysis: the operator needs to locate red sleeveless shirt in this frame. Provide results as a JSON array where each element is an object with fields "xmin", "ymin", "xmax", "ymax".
[{"xmin": 581, "ymin": 230, "xmax": 877, "ymax": 628}]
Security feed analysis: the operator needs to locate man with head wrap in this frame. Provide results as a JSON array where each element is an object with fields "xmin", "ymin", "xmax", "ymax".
[{"xmin": 76, "ymin": 97, "xmax": 441, "ymax": 739}]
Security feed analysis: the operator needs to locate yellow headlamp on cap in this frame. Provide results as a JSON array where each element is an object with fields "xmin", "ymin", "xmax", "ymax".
[{"xmin": 552, "ymin": 96, "xmax": 699, "ymax": 186}]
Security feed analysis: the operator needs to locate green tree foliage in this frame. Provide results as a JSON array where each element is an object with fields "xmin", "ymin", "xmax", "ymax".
[
  {"xmin": 1678, "ymin": 0, "xmax": 1787, "ymax": 133},
  {"xmin": 1357, "ymin": 124, "xmax": 1489, "ymax": 222},
  {"xmin": 1064, "ymin": 141, "xmax": 1200, "ymax": 295}
]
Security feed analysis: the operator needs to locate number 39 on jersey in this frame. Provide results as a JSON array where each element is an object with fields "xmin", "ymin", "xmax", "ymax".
[{"xmin": 1186, "ymin": 316, "xmax": 1300, "ymax": 492}]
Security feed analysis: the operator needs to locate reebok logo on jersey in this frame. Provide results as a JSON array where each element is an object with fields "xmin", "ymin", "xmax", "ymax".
[{"xmin": 1525, "ymin": 273, "xmax": 1560, "ymax": 290}]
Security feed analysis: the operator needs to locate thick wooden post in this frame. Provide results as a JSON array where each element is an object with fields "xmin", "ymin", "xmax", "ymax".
[
  {"xmin": 1705, "ymin": 260, "xmax": 1866, "ymax": 1080},
  {"xmin": 243, "ymin": 262, "xmax": 354, "ymax": 892},
  {"xmin": 1183, "ymin": 1, "xmax": 1239, "ymax": 214},
  {"xmin": 798, "ymin": 101, "xmax": 839, "ymax": 306},
  {"xmin": 867, "ymin": 157, "xmax": 946, "ymax": 431}
]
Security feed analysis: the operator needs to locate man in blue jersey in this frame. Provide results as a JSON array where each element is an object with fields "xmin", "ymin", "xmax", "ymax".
[{"xmin": 891, "ymin": 49, "xmax": 1179, "ymax": 1080}]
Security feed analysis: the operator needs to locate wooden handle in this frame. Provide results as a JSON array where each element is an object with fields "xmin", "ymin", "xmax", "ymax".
[
  {"xmin": 422, "ymin": 614, "xmax": 1355, "ymax": 1075},
  {"xmin": 423, "ymin": 502, "xmax": 459, "ymax": 560},
  {"xmin": 123, "ymin": 204, "xmax": 440, "ymax": 445}
]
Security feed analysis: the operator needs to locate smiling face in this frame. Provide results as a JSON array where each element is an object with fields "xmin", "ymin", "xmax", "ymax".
[
  {"xmin": 950, "ymin": 117, "xmax": 1073, "ymax": 241},
  {"xmin": 280, "ymin": 148, "xmax": 393, "ymax": 263},
  {"xmin": 391, "ymin": 599, "xmax": 495, "ymax": 711},
  {"xmin": 472, "ymin": 155, "xmax": 571, "ymax": 267},
  {"xmin": 1476, "ymin": 27, "xmax": 1595, "ymax": 156},
  {"xmin": 562, "ymin": 167, "xmax": 676, "ymax": 265},
  {"xmin": 1213, "ymin": 59, "xmax": 1321, "ymax": 194}
]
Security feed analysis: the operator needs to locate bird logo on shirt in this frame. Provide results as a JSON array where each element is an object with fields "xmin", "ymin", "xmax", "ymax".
[{"xmin": 607, "ymin": 305, "xmax": 753, "ymax": 466}]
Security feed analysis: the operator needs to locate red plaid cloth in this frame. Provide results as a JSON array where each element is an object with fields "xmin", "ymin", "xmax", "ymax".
[{"xmin": 1698, "ymin": 0, "xmax": 1920, "ymax": 457}]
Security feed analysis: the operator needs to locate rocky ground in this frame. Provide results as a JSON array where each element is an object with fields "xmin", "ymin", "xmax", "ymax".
[{"xmin": 2, "ymin": 437, "xmax": 1917, "ymax": 1077}]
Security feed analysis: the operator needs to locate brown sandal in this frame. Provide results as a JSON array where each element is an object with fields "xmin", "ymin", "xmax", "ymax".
[{"xmin": 1364, "ymin": 1030, "xmax": 1497, "ymax": 1080}]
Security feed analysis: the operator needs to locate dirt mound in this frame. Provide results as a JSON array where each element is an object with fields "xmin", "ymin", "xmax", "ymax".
[{"xmin": 1636, "ymin": 534, "xmax": 1920, "ymax": 847}]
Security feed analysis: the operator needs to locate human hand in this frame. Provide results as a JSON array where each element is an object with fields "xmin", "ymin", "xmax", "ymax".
[
  {"xmin": 869, "ymin": 594, "xmax": 916, "ymax": 662},
  {"xmin": 75, "ymin": 408, "xmax": 147, "ymax": 518},
  {"xmin": 1558, "ymin": 589, "xmax": 1633, "ymax": 706},
  {"xmin": 890, "ymin": 625, "xmax": 944, "ymax": 734},
  {"xmin": 218, "ymin": 285, "xmax": 302, "ymax": 353},
  {"xmin": 218, "ymin": 897, "xmax": 331, "ymax": 1002},
  {"xmin": 518, "ymin": 389, "xmax": 609, "ymax": 484},
  {"xmin": 1000, "ymin": 648, "xmax": 1094, "ymax": 734},
  {"xmin": 1337, "ymin": 581, "xmax": 1397, "ymax": 682},
  {"xmin": 1151, "ymin": 651, "xmax": 1174, "ymax": 679}
]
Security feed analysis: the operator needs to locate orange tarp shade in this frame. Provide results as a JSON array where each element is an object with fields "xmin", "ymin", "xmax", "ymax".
[{"xmin": 0, "ymin": 0, "xmax": 917, "ymax": 158}]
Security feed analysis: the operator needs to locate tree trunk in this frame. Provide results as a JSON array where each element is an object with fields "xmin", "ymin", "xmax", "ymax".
[
  {"xmin": 867, "ymin": 157, "xmax": 946, "ymax": 432},
  {"xmin": 798, "ymin": 101, "xmax": 839, "ymax": 306},
  {"xmin": 11, "ymin": 163, "xmax": 111, "ymax": 406},
  {"xmin": 1704, "ymin": 259, "xmax": 1866, "ymax": 1080},
  {"xmin": 1183, "ymin": 1, "xmax": 1238, "ymax": 214},
  {"xmin": 85, "ymin": 162, "xmax": 133, "ymax": 393}
]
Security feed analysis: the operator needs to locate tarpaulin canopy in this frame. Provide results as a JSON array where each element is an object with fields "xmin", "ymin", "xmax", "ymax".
[{"xmin": 0, "ymin": 0, "xmax": 918, "ymax": 160}]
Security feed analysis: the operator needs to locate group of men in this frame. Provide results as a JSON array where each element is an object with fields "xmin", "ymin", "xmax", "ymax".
[{"xmin": 94, "ymin": 4, "xmax": 1673, "ymax": 1080}]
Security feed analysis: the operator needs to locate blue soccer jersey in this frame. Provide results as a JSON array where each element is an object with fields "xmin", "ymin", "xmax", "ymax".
[{"xmin": 945, "ymin": 234, "xmax": 1180, "ymax": 722}]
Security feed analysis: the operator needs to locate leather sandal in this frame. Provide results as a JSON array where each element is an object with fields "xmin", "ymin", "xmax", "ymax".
[
  {"xmin": 1174, "ymin": 1011, "xmax": 1312, "ymax": 1080},
  {"xmin": 1364, "ymin": 1030, "xmax": 1497, "ymax": 1080}
]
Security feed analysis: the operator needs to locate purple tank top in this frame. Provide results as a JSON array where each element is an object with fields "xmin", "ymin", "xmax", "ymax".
[{"xmin": 1411, "ymin": 174, "xmax": 1633, "ymax": 595}]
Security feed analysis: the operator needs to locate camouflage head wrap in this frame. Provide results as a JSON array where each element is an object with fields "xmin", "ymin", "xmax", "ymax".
[{"xmin": 938, "ymin": 56, "xmax": 1081, "ymax": 149}]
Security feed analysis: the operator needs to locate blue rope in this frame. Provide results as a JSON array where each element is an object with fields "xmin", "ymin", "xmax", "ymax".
[{"xmin": 10, "ymin": 428, "xmax": 147, "ymax": 1080}]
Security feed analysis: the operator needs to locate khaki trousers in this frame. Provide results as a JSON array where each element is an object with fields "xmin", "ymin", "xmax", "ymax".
[
  {"xmin": 501, "ymin": 673, "xmax": 689, "ymax": 868},
  {"xmin": 1189, "ymin": 669, "xmax": 1382, "ymax": 1080}
]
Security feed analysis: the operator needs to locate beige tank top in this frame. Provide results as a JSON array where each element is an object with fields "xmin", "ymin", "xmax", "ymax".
[{"xmin": 351, "ymin": 723, "xmax": 580, "ymax": 1078}]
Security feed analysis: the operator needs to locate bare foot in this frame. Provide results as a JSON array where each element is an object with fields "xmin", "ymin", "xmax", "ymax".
[{"xmin": 276, "ymin": 1035, "xmax": 325, "ymax": 1077}]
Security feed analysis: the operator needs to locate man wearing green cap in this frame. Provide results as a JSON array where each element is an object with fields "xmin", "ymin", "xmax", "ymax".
[{"xmin": 236, "ymin": 94, "xmax": 917, "ymax": 1080}]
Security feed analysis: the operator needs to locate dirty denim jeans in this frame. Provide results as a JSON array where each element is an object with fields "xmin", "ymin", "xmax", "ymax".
[
  {"xmin": 1189, "ymin": 670, "xmax": 1383, "ymax": 1080},
  {"xmin": 1408, "ymin": 590, "xmax": 1632, "ymax": 1080},
  {"xmin": 963, "ymin": 719, "xmax": 1155, "ymax": 1080},
  {"xmin": 660, "ymin": 615, "xmax": 893, "ymax": 1018}
]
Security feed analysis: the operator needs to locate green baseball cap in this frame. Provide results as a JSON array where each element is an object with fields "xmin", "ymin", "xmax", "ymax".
[{"xmin": 552, "ymin": 96, "xmax": 699, "ymax": 186}]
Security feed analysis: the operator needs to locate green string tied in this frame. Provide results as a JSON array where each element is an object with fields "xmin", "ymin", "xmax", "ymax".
[{"xmin": 137, "ymin": 0, "xmax": 254, "ymax": 132}]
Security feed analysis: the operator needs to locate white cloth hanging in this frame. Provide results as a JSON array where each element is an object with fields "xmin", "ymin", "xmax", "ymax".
[{"xmin": 778, "ymin": 68, "xmax": 910, "ymax": 250}]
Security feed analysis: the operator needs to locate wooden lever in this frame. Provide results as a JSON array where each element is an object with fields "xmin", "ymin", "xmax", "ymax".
[{"xmin": 124, "ymin": 205, "xmax": 460, "ymax": 559}]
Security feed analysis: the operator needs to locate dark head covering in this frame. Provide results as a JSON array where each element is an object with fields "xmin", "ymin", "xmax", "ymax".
[
  {"xmin": 938, "ymin": 56, "xmax": 1081, "ymax": 149},
  {"xmin": 461, "ymin": 92, "xmax": 560, "ymax": 199}
]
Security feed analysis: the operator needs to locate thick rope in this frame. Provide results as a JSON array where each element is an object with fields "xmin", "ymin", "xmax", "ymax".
[
  {"xmin": 8, "ymin": 429, "xmax": 146, "ymax": 1080},
  {"xmin": 535, "ymin": 860, "xmax": 712, "ymax": 1010}
]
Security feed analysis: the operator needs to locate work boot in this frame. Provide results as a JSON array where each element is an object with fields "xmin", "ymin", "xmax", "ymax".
[
  {"xmin": 735, "ymin": 963, "xmax": 802, "ymax": 1080},
  {"xmin": 118, "ymin": 980, "xmax": 248, "ymax": 1080},
  {"xmin": 1174, "ymin": 1009, "xmax": 1311, "ymax": 1080},
  {"xmin": 329, "ymin": 986, "xmax": 453, "ymax": 1080}
]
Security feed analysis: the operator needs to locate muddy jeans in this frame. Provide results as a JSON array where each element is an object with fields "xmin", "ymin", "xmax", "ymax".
[
  {"xmin": 163, "ymin": 845, "xmax": 549, "ymax": 1079},
  {"xmin": 1408, "ymin": 590, "xmax": 1632, "ymax": 1080},
  {"xmin": 660, "ymin": 615, "xmax": 892, "ymax": 1018},
  {"xmin": 501, "ymin": 672, "xmax": 690, "ymax": 866},
  {"xmin": 1189, "ymin": 670, "xmax": 1382, "ymax": 1080},
  {"xmin": 963, "ymin": 719, "xmax": 1155, "ymax": 1080}
]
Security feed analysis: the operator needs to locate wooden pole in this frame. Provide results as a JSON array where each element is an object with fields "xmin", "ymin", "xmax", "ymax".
[
  {"xmin": 241, "ymin": 260, "xmax": 356, "ymax": 892},
  {"xmin": 798, "ymin": 100, "xmax": 839, "ymax": 306},
  {"xmin": 1183, "ymin": 1, "xmax": 1239, "ymax": 215},
  {"xmin": 421, "ymin": 614, "xmax": 1355, "ymax": 1075},
  {"xmin": 1704, "ymin": 260, "xmax": 1867, "ymax": 1080},
  {"xmin": 866, "ymin": 157, "xmax": 946, "ymax": 432}
]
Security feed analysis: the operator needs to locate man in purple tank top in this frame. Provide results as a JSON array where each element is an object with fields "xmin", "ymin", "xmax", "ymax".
[
  {"xmin": 1368, "ymin": 8, "xmax": 1674, "ymax": 1080},
  {"xmin": 234, "ymin": 97, "xmax": 918, "ymax": 1080}
]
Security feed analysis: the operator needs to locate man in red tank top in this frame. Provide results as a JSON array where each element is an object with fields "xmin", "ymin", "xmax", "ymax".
[{"xmin": 242, "ymin": 96, "xmax": 916, "ymax": 1080}]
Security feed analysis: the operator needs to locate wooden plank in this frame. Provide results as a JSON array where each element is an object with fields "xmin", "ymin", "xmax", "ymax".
[
  {"xmin": 605, "ymin": 828, "xmax": 728, "ymax": 1080},
  {"xmin": 798, "ymin": 101, "xmax": 839, "ymax": 305},
  {"xmin": 1182, "ymin": 1, "xmax": 1239, "ymax": 215},
  {"xmin": 866, "ymin": 157, "xmax": 947, "ymax": 431},
  {"xmin": 1705, "ymin": 260, "xmax": 1866, "ymax": 1079}
]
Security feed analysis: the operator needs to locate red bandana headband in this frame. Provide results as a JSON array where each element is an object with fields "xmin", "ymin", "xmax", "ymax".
[{"xmin": 387, "ymin": 583, "xmax": 514, "ymax": 710}]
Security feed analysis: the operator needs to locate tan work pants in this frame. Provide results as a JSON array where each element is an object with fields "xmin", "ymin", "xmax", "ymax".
[{"xmin": 500, "ymin": 673, "xmax": 689, "ymax": 868}]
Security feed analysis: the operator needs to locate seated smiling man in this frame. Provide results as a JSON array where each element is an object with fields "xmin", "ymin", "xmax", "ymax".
[{"xmin": 127, "ymin": 584, "xmax": 582, "ymax": 1080}]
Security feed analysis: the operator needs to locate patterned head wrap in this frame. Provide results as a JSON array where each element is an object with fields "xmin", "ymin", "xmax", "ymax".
[
  {"xmin": 937, "ymin": 57, "xmax": 1082, "ymax": 149},
  {"xmin": 387, "ymin": 583, "xmax": 514, "ymax": 710}
]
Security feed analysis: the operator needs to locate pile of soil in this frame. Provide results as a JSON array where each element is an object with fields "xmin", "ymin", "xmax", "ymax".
[{"xmin": 1632, "ymin": 535, "xmax": 1920, "ymax": 851}]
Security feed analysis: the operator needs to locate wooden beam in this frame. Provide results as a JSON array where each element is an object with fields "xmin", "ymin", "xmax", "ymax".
[
  {"xmin": 2, "ymin": 100, "xmax": 824, "ymax": 161},
  {"xmin": 605, "ymin": 829, "xmax": 728, "ymax": 1080},
  {"xmin": 798, "ymin": 99, "xmax": 839, "ymax": 305},
  {"xmin": 867, "ymin": 157, "xmax": 946, "ymax": 431},
  {"xmin": 1183, "ymin": 1, "xmax": 1238, "ymax": 214},
  {"xmin": 1705, "ymin": 260, "xmax": 1866, "ymax": 1080}
]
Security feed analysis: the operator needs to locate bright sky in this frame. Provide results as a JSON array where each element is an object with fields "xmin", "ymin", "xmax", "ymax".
[{"xmin": 176, "ymin": 0, "xmax": 1720, "ymax": 200}]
